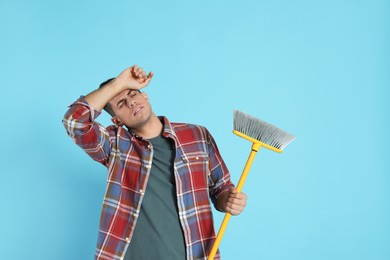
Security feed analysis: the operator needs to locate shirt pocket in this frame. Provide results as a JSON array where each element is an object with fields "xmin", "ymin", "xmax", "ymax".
[{"xmin": 179, "ymin": 152, "xmax": 209, "ymax": 190}]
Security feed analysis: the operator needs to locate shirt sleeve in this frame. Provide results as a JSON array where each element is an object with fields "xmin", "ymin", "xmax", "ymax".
[
  {"xmin": 62, "ymin": 96, "xmax": 111, "ymax": 167},
  {"xmin": 205, "ymin": 128, "xmax": 235, "ymax": 210}
]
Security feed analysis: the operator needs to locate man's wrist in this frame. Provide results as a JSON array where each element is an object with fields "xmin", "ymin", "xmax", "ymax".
[{"xmin": 105, "ymin": 78, "xmax": 126, "ymax": 93}]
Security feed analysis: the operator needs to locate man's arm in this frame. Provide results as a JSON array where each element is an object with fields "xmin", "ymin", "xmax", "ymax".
[
  {"xmin": 85, "ymin": 65, "xmax": 153, "ymax": 111},
  {"xmin": 63, "ymin": 97, "xmax": 112, "ymax": 166},
  {"xmin": 62, "ymin": 65, "xmax": 153, "ymax": 166},
  {"xmin": 206, "ymin": 128, "xmax": 247, "ymax": 215}
]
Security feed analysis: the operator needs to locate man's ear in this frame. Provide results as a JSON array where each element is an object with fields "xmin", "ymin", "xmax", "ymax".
[{"xmin": 111, "ymin": 117, "xmax": 124, "ymax": 127}]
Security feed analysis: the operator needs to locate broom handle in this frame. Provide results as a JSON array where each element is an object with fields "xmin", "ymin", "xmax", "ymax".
[{"xmin": 208, "ymin": 142, "xmax": 261, "ymax": 260}]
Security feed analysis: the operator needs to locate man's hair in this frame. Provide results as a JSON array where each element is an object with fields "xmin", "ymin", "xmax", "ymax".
[{"xmin": 99, "ymin": 78, "xmax": 116, "ymax": 116}]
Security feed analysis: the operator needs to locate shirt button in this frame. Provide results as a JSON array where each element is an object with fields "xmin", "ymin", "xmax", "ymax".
[
  {"xmin": 140, "ymin": 189, "xmax": 144, "ymax": 194},
  {"xmin": 125, "ymin": 237, "xmax": 130, "ymax": 242},
  {"xmin": 145, "ymin": 165, "xmax": 151, "ymax": 169},
  {"xmin": 195, "ymin": 156, "xmax": 199, "ymax": 160},
  {"xmin": 147, "ymin": 144, "xmax": 151, "ymax": 149}
]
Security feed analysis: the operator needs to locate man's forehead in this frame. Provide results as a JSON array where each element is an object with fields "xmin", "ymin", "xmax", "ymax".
[
  {"xmin": 111, "ymin": 89, "xmax": 137, "ymax": 101},
  {"xmin": 109, "ymin": 89, "xmax": 139, "ymax": 104}
]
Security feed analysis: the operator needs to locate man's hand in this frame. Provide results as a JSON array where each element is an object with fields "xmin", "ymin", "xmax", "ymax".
[
  {"xmin": 217, "ymin": 188, "xmax": 247, "ymax": 215},
  {"xmin": 112, "ymin": 65, "xmax": 154, "ymax": 91}
]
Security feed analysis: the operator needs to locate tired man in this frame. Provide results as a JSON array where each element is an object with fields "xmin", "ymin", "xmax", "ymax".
[{"xmin": 63, "ymin": 65, "xmax": 247, "ymax": 260}]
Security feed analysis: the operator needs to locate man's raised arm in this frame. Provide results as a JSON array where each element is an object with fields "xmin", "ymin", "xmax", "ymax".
[
  {"xmin": 62, "ymin": 65, "xmax": 153, "ymax": 166},
  {"xmin": 85, "ymin": 65, "xmax": 153, "ymax": 111}
]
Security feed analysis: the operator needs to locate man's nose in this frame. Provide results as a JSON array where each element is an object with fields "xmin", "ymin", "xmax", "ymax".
[{"xmin": 127, "ymin": 98, "xmax": 136, "ymax": 108}]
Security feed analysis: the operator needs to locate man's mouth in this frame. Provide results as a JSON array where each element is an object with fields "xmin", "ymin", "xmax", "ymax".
[{"xmin": 133, "ymin": 106, "xmax": 144, "ymax": 116}]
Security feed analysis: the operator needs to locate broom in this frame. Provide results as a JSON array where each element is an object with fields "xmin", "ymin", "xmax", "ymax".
[{"xmin": 208, "ymin": 110, "xmax": 295, "ymax": 260}]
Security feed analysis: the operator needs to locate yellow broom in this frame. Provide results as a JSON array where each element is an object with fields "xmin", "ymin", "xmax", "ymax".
[{"xmin": 208, "ymin": 110, "xmax": 295, "ymax": 260}]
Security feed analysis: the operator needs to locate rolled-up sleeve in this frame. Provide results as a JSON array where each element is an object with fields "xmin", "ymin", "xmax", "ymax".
[{"xmin": 62, "ymin": 96, "xmax": 111, "ymax": 167}]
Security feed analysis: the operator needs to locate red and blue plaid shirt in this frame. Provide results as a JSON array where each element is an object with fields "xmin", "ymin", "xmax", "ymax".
[{"xmin": 63, "ymin": 97, "xmax": 234, "ymax": 260}]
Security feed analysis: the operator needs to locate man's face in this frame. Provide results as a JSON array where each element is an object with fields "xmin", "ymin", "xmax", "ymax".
[{"xmin": 109, "ymin": 89, "xmax": 153, "ymax": 129}]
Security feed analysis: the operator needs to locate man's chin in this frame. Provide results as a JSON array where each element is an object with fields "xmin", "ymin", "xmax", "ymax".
[{"xmin": 126, "ymin": 114, "xmax": 152, "ymax": 130}]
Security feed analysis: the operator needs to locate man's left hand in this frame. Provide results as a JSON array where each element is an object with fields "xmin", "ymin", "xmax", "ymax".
[{"xmin": 220, "ymin": 188, "xmax": 247, "ymax": 215}]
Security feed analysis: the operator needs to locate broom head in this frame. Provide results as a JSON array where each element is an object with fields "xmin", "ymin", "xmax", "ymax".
[{"xmin": 233, "ymin": 110, "xmax": 295, "ymax": 153}]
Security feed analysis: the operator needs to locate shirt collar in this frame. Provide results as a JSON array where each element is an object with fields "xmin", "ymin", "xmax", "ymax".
[
  {"xmin": 114, "ymin": 116, "xmax": 178, "ymax": 143},
  {"xmin": 159, "ymin": 116, "xmax": 178, "ymax": 143}
]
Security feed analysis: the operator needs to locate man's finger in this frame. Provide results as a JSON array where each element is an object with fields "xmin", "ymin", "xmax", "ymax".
[
  {"xmin": 226, "ymin": 205, "xmax": 242, "ymax": 216},
  {"xmin": 139, "ymin": 71, "xmax": 147, "ymax": 78},
  {"xmin": 141, "ymin": 74, "xmax": 153, "ymax": 87},
  {"xmin": 227, "ymin": 197, "xmax": 241, "ymax": 204},
  {"xmin": 229, "ymin": 191, "xmax": 247, "ymax": 199},
  {"xmin": 132, "ymin": 65, "xmax": 139, "ymax": 73},
  {"xmin": 136, "ymin": 67, "xmax": 144, "ymax": 75},
  {"xmin": 144, "ymin": 71, "xmax": 154, "ymax": 80}
]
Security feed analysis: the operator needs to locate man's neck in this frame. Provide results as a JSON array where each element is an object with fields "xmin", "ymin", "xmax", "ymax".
[{"xmin": 128, "ymin": 114, "xmax": 163, "ymax": 139}]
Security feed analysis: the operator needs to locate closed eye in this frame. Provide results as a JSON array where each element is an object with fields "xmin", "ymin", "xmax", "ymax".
[
  {"xmin": 128, "ymin": 90, "xmax": 137, "ymax": 97},
  {"xmin": 117, "ymin": 100, "xmax": 125, "ymax": 108}
]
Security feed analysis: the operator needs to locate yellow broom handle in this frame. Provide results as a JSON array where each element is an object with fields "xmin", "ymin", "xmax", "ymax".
[{"xmin": 208, "ymin": 142, "xmax": 261, "ymax": 260}]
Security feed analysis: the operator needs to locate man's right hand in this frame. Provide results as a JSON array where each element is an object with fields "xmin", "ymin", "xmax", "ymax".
[{"xmin": 112, "ymin": 65, "xmax": 154, "ymax": 91}]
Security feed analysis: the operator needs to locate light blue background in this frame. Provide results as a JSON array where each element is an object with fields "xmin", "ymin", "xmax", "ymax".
[{"xmin": 0, "ymin": 0, "xmax": 388, "ymax": 259}]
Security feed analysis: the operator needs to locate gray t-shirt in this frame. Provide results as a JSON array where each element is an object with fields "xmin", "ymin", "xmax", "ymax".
[{"xmin": 124, "ymin": 135, "xmax": 186, "ymax": 260}]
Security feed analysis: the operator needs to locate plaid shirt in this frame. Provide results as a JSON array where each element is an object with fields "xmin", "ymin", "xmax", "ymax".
[{"xmin": 63, "ymin": 97, "xmax": 234, "ymax": 260}]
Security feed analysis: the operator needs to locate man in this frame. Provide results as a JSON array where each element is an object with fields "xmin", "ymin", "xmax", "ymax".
[{"xmin": 63, "ymin": 65, "xmax": 247, "ymax": 260}]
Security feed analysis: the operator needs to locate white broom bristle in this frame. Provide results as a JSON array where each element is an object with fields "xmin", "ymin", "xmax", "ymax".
[{"xmin": 233, "ymin": 110, "xmax": 295, "ymax": 150}]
